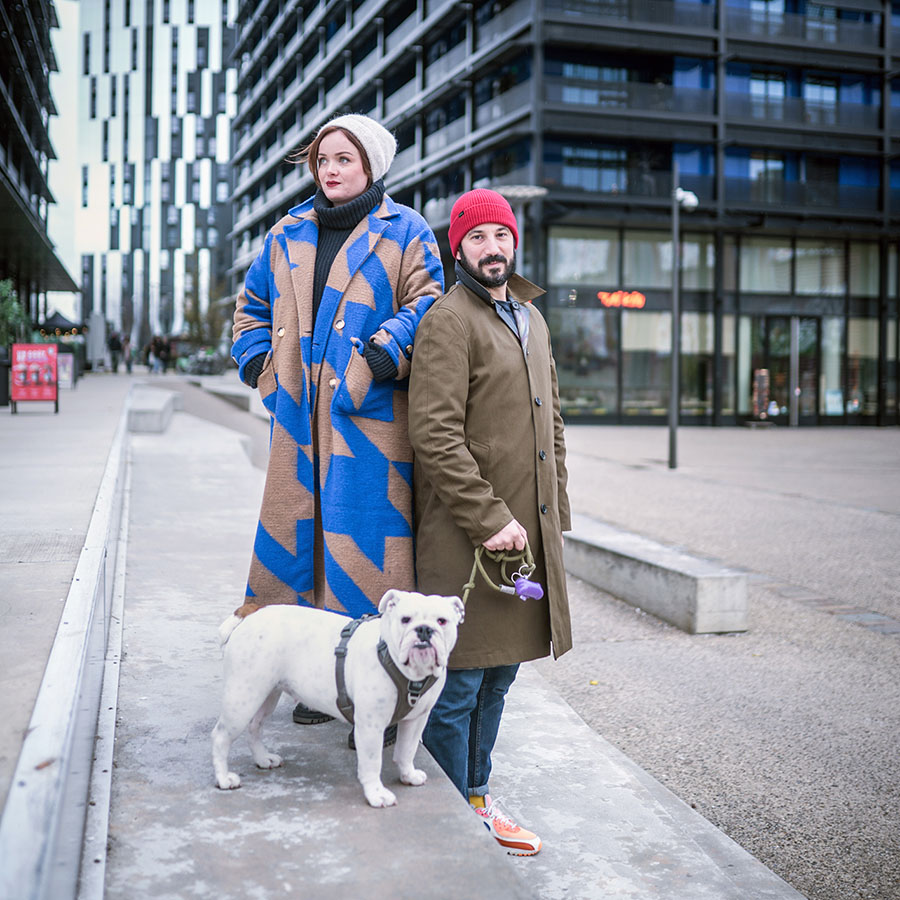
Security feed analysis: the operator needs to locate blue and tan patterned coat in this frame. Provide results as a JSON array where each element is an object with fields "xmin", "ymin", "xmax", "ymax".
[{"xmin": 232, "ymin": 193, "xmax": 444, "ymax": 617}]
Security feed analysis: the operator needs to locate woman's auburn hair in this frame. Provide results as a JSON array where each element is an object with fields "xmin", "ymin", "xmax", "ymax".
[{"xmin": 290, "ymin": 125, "xmax": 373, "ymax": 187}]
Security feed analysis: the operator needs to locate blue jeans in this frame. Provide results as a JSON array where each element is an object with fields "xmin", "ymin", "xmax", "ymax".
[{"xmin": 423, "ymin": 664, "xmax": 519, "ymax": 799}]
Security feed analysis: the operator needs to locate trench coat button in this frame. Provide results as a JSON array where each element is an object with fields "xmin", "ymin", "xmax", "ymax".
[
  {"xmin": 335, "ymin": 319, "xmax": 344, "ymax": 330},
  {"xmin": 276, "ymin": 327, "xmax": 285, "ymax": 337},
  {"xmin": 539, "ymin": 449, "xmax": 547, "ymax": 460},
  {"xmin": 534, "ymin": 396, "xmax": 542, "ymax": 406},
  {"xmin": 540, "ymin": 503, "xmax": 548, "ymax": 514},
  {"xmin": 329, "ymin": 377, "xmax": 337, "ymax": 388},
  {"xmin": 406, "ymin": 344, "xmax": 413, "ymax": 356}
]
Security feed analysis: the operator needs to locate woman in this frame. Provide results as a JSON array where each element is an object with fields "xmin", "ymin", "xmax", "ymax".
[{"xmin": 232, "ymin": 114, "xmax": 444, "ymax": 625}]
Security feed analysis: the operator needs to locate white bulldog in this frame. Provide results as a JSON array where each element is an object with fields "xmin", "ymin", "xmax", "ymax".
[{"xmin": 211, "ymin": 589, "xmax": 464, "ymax": 808}]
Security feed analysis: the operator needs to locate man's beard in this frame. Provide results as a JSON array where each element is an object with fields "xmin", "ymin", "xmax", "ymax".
[{"xmin": 457, "ymin": 248, "xmax": 517, "ymax": 288}]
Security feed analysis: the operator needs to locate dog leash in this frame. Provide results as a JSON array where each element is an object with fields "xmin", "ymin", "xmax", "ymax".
[
  {"xmin": 334, "ymin": 614, "xmax": 438, "ymax": 726},
  {"xmin": 460, "ymin": 543, "xmax": 544, "ymax": 606}
]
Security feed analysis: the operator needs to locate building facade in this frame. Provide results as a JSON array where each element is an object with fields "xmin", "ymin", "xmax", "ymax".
[
  {"xmin": 76, "ymin": 0, "xmax": 237, "ymax": 353},
  {"xmin": 231, "ymin": 0, "xmax": 900, "ymax": 426},
  {"xmin": 0, "ymin": 0, "xmax": 77, "ymax": 318}
]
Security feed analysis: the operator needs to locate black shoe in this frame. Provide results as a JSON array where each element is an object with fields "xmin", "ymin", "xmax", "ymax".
[
  {"xmin": 292, "ymin": 702, "xmax": 336, "ymax": 725},
  {"xmin": 348, "ymin": 724, "xmax": 398, "ymax": 750}
]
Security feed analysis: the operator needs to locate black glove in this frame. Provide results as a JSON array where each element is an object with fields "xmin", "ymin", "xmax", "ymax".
[
  {"xmin": 363, "ymin": 340, "xmax": 398, "ymax": 382},
  {"xmin": 243, "ymin": 354, "xmax": 266, "ymax": 389}
]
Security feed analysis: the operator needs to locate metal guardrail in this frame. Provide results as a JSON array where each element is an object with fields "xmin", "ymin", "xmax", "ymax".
[{"xmin": 0, "ymin": 398, "xmax": 129, "ymax": 900}]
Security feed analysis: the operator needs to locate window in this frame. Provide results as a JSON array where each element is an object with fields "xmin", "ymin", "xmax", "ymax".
[
  {"xmin": 749, "ymin": 151, "xmax": 784, "ymax": 202},
  {"xmin": 622, "ymin": 311, "xmax": 672, "ymax": 415},
  {"xmin": 549, "ymin": 227, "xmax": 620, "ymax": 285},
  {"xmin": 131, "ymin": 29, "xmax": 138, "ymax": 70},
  {"xmin": 564, "ymin": 146, "xmax": 626, "ymax": 193},
  {"xmin": 110, "ymin": 75, "xmax": 117, "ymax": 116},
  {"xmin": 82, "ymin": 166, "xmax": 89, "ymax": 207},
  {"xmin": 847, "ymin": 318, "xmax": 878, "ymax": 414},
  {"xmin": 804, "ymin": 77, "xmax": 838, "ymax": 125},
  {"xmin": 90, "ymin": 76, "xmax": 98, "ymax": 119},
  {"xmin": 83, "ymin": 33, "xmax": 91, "ymax": 75},
  {"xmin": 740, "ymin": 237, "xmax": 792, "ymax": 293},
  {"xmin": 750, "ymin": 71, "xmax": 785, "ymax": 120},
  {"xmin": 680, "ymin": 312, "xmax": 715, "ymax": 416},
  {"xmin": 109, "ymin": 164, "xmax": 116, "ymax": 205}
]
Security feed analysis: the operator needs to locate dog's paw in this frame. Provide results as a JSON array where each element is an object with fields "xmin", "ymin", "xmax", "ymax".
[
  {"xmin": 363, "ymin": 783, "xmax": 398, "ymax": 808},
  {"xmin": 216, "ymin": 772, "xmax": 241, "ymax": 790},
  {"xmin": 399, "ymin": 768, "xmax": 427, "ymax": 787},
  {"xmin": 254, "ymin": 752, "xmax": 283, "ymax": 770}
]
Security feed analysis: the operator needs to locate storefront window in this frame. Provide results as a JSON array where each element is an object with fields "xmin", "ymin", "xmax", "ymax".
[
  {"xmin": 680, "ymin": 312, "xmax": 714, "ymax": 415},
  {"xmin": 548, "ymin": 307, "xmax": 618, "ymax": 416},
  {"xmin": 890, "ymin": 245, "xmax": 898, "ymax": 298},
  {"xmin": 740, "ymin": 237, "xmax": 791, "ymax": 293},
  {"xmin": 622, "ymin": 310, "xmax": 670, "ymax": 415},
  {"xmin": 847, "ymin": 317, "xmax": 878, "ymax": 415},
  {"xmin": 821, "ymin": 316, "xmax": 844, "ymax": 416},
  {"xmin": 721, "ymin": 314, "xmax": 736, "ymax": 415},
  {"xmin": 796, "ymin": 239, "xmax": 845, "ymax": 295},
  {"xmin": 887, "ymin": 317, "xmax": 897, "ymax": 418},
  {"xmin": 623, "ymin": 231, "xmax": 671, "ymax": 289},
  {"xmin": 849, "ymin": 241, "xmax": 879, "ymax": 297},
  {"xmin": 737, "ymin": 315, "xmax": 753, "ymax": 414},
  {"xmin": 723, "ymin": 236, "xmax": 737, "ymax": 291},
  {"xmin": 548, "ymin": 227, "xmax": 619, "ymax": 284},
  {"xmin": 682, "ymin": 233, "xmax": 715, "ymax": 290}
]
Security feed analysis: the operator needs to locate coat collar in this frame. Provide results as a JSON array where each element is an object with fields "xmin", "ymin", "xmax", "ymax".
[
  {"xmin": 452, "ymin": 262, "xmax": 545, "ymax": 307},
  {"xmin": 286, "ymin": 192, "xmax": 400, "ymax": 227}
]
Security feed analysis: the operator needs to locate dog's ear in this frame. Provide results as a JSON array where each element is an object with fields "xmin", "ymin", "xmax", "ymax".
[
  {"xmin": 450, "ymin": 596, "xmax": 465, "ymax": 624},
  {"xmin": 378, "ymin": 589, "xmax": 401, "ymax": 614}
]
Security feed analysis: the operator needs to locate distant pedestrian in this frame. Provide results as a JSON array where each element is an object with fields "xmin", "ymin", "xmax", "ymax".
[
  {"xmin": 107, "ymin": 331, "xmax": 123, "ymax": 373},
  {"xmin": 123, "ymin": 334, "xmax": 133, "ymax": 374}
]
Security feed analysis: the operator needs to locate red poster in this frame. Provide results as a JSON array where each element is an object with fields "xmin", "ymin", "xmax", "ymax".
[{"xmin": 11, "ymin": 344, "xmax": 58, "ymax": 403}]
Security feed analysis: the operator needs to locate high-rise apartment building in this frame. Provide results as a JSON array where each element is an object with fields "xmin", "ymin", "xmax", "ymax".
[
  {"xmin": 0, "ymin": 0, "xmax": 77, "ymax": 318},
  {"xmin": 76, "ymin": 0, "xmax": 236, "ymax": 352},
  {"xmin": 232, "ymin": 0, "xmax": 899, "ymax": 426}
]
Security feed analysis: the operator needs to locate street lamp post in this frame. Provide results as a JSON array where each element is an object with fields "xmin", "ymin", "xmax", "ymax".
[{"xmin": 669, "ymin": 161, "xmax": 698, "ymax": 470}]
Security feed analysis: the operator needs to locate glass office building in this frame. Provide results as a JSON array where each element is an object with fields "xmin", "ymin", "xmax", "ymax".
[{"xmin": 231, "ymin": 0, "xmax": 899, "ymax": 426}]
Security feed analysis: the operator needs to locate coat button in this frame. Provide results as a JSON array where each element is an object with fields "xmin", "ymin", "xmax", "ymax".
[
  {"xmin": 335, "ymin": 319, "xmax": 344, "ymax": 330},
  {"xmin": 276, "ymin": 327, "xmax": 285, "ymax": 337},
  {"xmin": 540, "ymin": 503, "xmax": 548, "ymax": 514},
  {"xmin": 329, "ymin": 377, "xmax": 337, "ymax": 388},
  {"xmin": 539, "ymin": 450, "xmax": 547, "ymax": 460},
  {"xmin": 406, "ymin": 344, "xmax": 413, "ymax": 356},
  {"xmin": 534, "ymin": 396, "xmax": 542, "ymax": 406}
]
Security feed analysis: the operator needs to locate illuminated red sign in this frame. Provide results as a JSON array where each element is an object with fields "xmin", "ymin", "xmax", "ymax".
[{"xmin": 598, "ymin": 291, "xmax": 647, "ymax": 309}]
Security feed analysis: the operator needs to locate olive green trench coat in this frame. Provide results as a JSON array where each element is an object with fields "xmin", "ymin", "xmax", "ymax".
[{"xmin": 408, "ymin": 274, "xmax": 572, "ymax": 668}]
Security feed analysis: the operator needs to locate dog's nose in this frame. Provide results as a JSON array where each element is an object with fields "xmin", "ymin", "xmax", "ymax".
[{"xmin": 414, "ymin": 624, "xmax": 434, "ymax": 642}]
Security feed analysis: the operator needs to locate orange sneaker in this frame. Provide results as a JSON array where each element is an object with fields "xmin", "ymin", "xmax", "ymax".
[{"xmin": 473, "ymin": 795, "xmax": 542, "ymax": 856}]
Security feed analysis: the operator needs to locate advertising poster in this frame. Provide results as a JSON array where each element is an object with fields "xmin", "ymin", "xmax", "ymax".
[{"xmin": 11, "ymin": 343, "xmax": 59, "ymax": 407}]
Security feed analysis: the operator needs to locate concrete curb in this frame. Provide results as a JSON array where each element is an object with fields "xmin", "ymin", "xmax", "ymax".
[{"xmin": 0, "ymin": 390, "xmax": 130, "ymax": 900}]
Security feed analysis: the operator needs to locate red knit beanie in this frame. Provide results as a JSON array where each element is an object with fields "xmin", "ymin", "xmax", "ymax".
[{"xmin": 448, "ymin": 189, "xmax": 519, "ymax": 258}]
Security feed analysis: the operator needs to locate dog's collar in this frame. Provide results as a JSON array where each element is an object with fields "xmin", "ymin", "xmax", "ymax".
[{"xmin": 334, "ymin": 615, "xmax": 439, "ymax": 726}]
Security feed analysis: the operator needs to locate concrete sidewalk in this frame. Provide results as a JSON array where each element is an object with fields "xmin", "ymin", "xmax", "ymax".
[{"xmin": 1, "ymin": 373, "xmax": 807, "ymax": 899}]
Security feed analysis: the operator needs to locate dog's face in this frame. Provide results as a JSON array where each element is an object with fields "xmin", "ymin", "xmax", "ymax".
[{"xmin": 378, "ymin": 590, "xmax": 465, "ymax": 681}]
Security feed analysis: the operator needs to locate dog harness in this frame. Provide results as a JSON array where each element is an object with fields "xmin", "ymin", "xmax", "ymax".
[{"xmin": 333, "ymin": 615, "xmax": 439, "ymax": 726}]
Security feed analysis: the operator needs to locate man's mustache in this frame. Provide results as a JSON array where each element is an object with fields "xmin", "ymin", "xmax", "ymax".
[{"xmin": 479, "ymin": 255, "xmax": 508, "ymax": 267}]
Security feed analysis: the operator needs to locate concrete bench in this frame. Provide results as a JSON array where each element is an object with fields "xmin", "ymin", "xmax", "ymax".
[
  {"xmin": 128, "ymin": 386, "xmax": 179, "ymax": 433},
  {"xmin": 564, "ymin": 513, "xmax": 748, "ymax": 634}
]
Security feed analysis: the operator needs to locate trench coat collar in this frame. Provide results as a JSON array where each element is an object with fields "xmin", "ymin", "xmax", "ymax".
[{"xmin": 453, "ymin": 262, "xmax": 545, "ymax": 307}]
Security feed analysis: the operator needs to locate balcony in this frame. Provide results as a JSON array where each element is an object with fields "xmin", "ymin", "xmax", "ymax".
[
  {"xmin": 392, "ymin": 144, "xmax": 419, "ymax": 176},
  {"xmin": 475, "ymin": 81, "xmax": 532, "ymax": 129},
  {"xmin": 476, "ymin": 0, "xmax": 531, "ymax": 49},
  {"xmin": 544, "ymin": 0, "xmax": 716, "ymax": 29},
  {"xmin": 726, "ymin": 93, "xmax": 880, "ymax": 131},
  {"xmin": 385, "ymin": 12, "xmax": 418, "ymax": 54},
  {"xmin": 352, "ymin": 47, "xmax": 379, "ymax": 82},
  {"xmin": 384, "ymin": 78, "xmax": 418, "ymax": 116},
  {"xmin": 724, "ymin": 177, "xmax": 879, "ymax": 212},
  {"xmin": 424, "ymin": 42, "xmax": 468, "ymax": 88},
  {"xmin": 725, "ymin": 7, "xmax": 881, "ymax": 48},
  {"xmin": 545, "ymin": 78, "xmax": 715, "ymax": 116},
  {"xmin": 423, "ymin": 115, "xmax": 467, "ymax": 155},
  {"xmin": 542, "ymin": 164, "xmax": 714, "ymax": 204}
]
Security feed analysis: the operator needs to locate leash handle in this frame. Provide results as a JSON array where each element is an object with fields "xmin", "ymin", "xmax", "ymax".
[{"xmin": 461, "ymin": 543, "xmax": 541, "ymax": 606}]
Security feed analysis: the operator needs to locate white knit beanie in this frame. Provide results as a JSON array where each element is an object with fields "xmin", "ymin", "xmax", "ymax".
[{"xmin": 319, "ymin": 114, "xmax": 397, "ymax": 183}]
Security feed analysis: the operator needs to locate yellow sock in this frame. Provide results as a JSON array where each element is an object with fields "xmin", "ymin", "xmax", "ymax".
[{"xmin": 469, "ymin": 794, "xmax": 486, "ymax": 809}]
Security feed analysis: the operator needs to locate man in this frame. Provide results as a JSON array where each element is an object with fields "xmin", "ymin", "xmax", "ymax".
[{"xmin": 408, "ymin": 188, "xmax": 572, "ymax": 856}]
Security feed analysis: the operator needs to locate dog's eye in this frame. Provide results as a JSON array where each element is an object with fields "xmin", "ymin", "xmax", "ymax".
[
  {"xmin": 401, "ymin": 616, "xmax": 412, "ymax": 624},
  {"xmin": 437, "ymin": 618, "xmax": 447, "ymax": 626}
]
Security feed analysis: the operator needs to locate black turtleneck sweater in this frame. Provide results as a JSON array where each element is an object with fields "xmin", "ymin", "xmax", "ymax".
[{"xmin": 312, "ymin": 179, "xmax": 385, "ymax": 322}]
